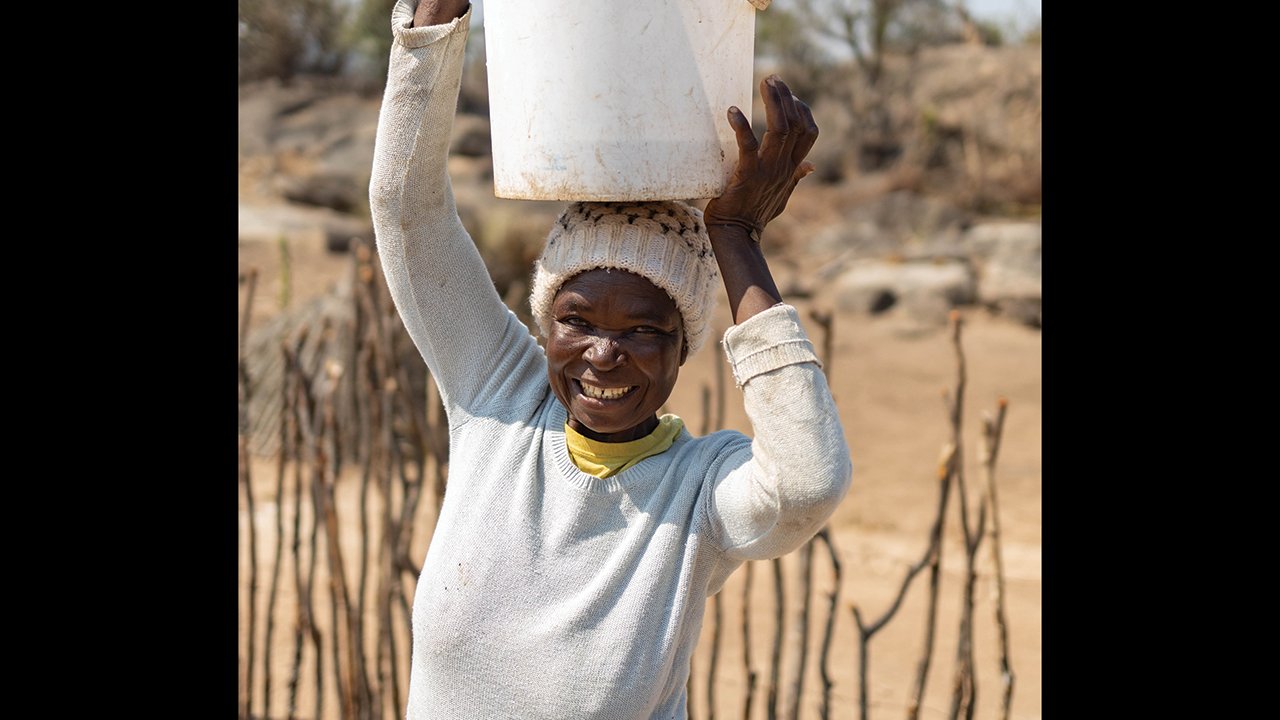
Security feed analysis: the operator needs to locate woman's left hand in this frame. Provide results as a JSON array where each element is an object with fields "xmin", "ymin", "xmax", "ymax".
[{"xmin": 703, "ymin": 75, "xmax": 818, "ymax": 240}]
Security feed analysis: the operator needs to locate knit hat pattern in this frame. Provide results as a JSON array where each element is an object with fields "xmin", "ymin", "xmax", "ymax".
[{"xmin": 530, "ymin": 201, "xmax": 720, "ymax": 357}]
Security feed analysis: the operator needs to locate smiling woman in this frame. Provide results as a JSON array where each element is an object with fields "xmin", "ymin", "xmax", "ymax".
[{"xmin": 368, "ymin": 2, "xmax": 852, "ymax": 718}]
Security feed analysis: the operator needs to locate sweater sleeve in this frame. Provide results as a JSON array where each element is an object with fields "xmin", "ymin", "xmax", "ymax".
[
  {"xmin": 369, "ymin": 2, "xmax": 547, "ymax": 426},
  {"xmin": 700, "ymin": 304, "xmax": 853, "ymax": 561}
]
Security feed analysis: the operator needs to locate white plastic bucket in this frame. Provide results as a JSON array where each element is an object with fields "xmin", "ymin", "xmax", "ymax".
[{"xmin": 483, "ymin": 0, "xmax": 759, "ymax": 201}]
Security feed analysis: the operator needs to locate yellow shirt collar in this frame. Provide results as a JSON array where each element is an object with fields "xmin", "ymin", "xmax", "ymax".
[{"xmin": 564, "ymin": 414, "xmax": 684, "ymax": 479}]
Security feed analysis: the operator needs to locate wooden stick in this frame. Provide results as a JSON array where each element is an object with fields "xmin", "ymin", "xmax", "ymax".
[
  {"xmin": 283, "ymin": 335, "xmax": 309, "ymax": 720},
  {"xmin": 944, "ymin": 311, "xmax": 981, "ymax": 720},
  {"xmin": 262, "ymin": 332, "xmax": 295, "ymax": 719},
  {"xmin": 903, "ymin": 452, "xmax": 955, "ymax": 720},
  {"xmin": 354, "ymin": 335, "xmax": 379, "ymax": 720},
  {"xmin": 948, "ymin": 504, "xmax": 986, "ymax": 720},
  {"xmin": 239, "ymin": 269, "xmax": 258, "ymax": 720},
  {"xmin": 320, "ymin": 360, "xmax": 369, "ymax": 719},
  {"xmin": 948, "ymin": 311, "xmax": 972, "ymax": 551},
  {"xmin": 380, "ymin": 361, "xmax": 406, "ymax": 716},
  {"xmin": 239, "ymin": 425, "xmax": 256, "ymax": 720},
  {"xmin": 807, "ymin": 309, "xmax": 834, "ymax": 375},
  {"xmin": 357, "ymin": 278, "xmax": 421, "ymax": 640},
  {"xmin": 707, "ymin": 591, "xmax": 722, "ymax": 720},
  {"xmin": 814, "ymin": 528, "xmax": 841, "ymax": 720},
  {"xmin": 361, "ymin": 320, "xmax": 395, "ymax": 719},
  {"xmin": 240, "ymin": 268, "xmax": 258, "ymax": 359},
  {"xmin": 357, "ymin": 265, "xmax": 405, "ymax": 718},
  {"xmin": 290, "ymin": 335, "xmax": 325, "ymax": 720},
  {"xmin": 742, "ymin": 561, "xmax": 756, "ymax": 720},
  {"xmin": 852, "ymin": 604, "xmax": 871, "ymax": 720},
  {"xmin": 784, "ymin": 540, "xmax": 813, "ymax": 720},
  {"xmin": 388, "ymin": 380, "xmax": 421, "ymax": 653},
  {"xmin": 905, "ymin": 312, "xmax": 968, "ymax": 720},
  {"xmin": 982, "ymin": 400, "xmax": 1014, "ymax": 720},
  {"xmin": 284, "ymin": 343, "xmax": 303, "ymax": 717},
  {"xmin": 767, "ymin": 557, "xmax": 784, "ymax": 720},
  {"xmin": 356, "ymin": 325, "xmax": 375, "ymax": 695}
]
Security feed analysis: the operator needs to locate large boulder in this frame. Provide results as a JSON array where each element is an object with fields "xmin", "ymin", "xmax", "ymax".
[
  {"xmin": 963, "ymin": 221, "xmax": 1041, "ymax": 327},
  {"xmin": 277, "ymin": 172, "xmax": 366, "ymax": 214},
  {"xmin": 239, "ymin": 78, "xmax": 382, "ymax": 215},
  {"xmin": 238, "ymin": 201, "xmax": 374, "ymax": 254},
  {"xmin": 827, "ymin": 258, "xmax": 977, "ymax": 325}
]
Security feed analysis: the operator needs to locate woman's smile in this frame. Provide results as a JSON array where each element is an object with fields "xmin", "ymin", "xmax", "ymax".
[{"xmin": 576, "ymin": 380, "xmax": 637, "ymax": 402}]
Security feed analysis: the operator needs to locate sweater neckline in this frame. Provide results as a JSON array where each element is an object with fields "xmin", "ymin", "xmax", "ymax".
[{"xmin": 546, "ymin": 400, "xmax": 684, "ymax": 494}]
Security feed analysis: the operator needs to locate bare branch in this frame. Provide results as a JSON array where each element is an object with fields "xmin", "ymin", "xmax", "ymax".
[
  {"xmin": 905, "ymin": 438, "xmax": 962, "ymax": 720},
  {"xmin": 742, "ymin": 561, "xmax": 756, "ymax": 720},
  {"xmin": 983, "ymin": 400, "xmax": 1015, "ymax": 720},
  {"xmin": 290, "ymin": 339, "xmax": 326, "ymax": 720},
  {"xmin": 239, "ymin": 269, "xmax": 258, "ymax": 720},
  {"xmin": 261, "ymin": 334, "xmax": 296, "ymax": 718},
  {"xmin": 767, "ymin": 557, "xmax": 784, "ymax": 720},
  {"xmin": 707, "ymin": 591, "xmax": 722, "ymax": 720},
  {"xmin": 784, "ymin": 541, "xmax": 814, "ymax": 720},
  {"xmin": 814, "ymin": 529, "xmax": 842, "ymax": 720}
]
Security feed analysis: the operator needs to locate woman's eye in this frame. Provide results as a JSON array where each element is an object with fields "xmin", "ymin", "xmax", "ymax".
[{"xmin": 560, "ymin": 317, "xmax": 588, "ymax": 328}]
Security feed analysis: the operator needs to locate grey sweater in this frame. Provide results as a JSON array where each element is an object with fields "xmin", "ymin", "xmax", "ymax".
[{"xmin": 369, "ymin": 4, "xmax": 852, "ymax": 718}]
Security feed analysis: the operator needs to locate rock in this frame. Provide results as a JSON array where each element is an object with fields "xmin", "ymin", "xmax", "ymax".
[
  {"xmin": 237, "ymin": 78, "xmax": 316, "ymax": 158},
  {"xmin": 238, "ymin": 201, "xmax": 373, "ymax": 254},
  {"xmin": 238, "ymin": 81, "xmax": 381, "ymax": 214},
  {"xmin": 277, "ymin": 172, "xmax": 366, "ymax": 214},
  {"xmin": 992, "ymin": 297, "xmax": 1041, "ymax": 328},
  {"xmin": 828, "ymin": 258, "xmax": 977, "ymax": 325},
  {"xmin": 963, "ymin": 221, "xmax": 1041, "ymax": 263},
  {"xmin": 270, "ymin": 92, "xmax": 380, "ymax": 159},
  {"xmin": 963, "ymin": 221, "xmax": 1041, "ymax": 327}
]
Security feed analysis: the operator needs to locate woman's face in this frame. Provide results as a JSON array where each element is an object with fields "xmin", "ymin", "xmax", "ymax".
[{"xmin": 546, "ymin": 269, "xmax": 687, "ymax": 442}]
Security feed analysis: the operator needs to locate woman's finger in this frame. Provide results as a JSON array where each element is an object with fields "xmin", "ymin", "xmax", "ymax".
[
  {"xmin": 790, "ymin": 97, "xmax": 819, "ymax": 166},
  {"xmin": 774, "ymin": 78, "xmax": 803, "ymax": 138},
  {"xmin": 759, "ymin": 76, "xmax": 790, "ymax": 160},
  {"xmin": 771, "ymin": 77, "xmax": 805, "ymax": 167},
  {"xmin": 727, "ymin": 106, "xmax": 759, "ymax": 174}
]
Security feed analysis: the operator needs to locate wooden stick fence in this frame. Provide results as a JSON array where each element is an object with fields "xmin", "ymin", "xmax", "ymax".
[{"xmin": 239, "ymin": 257, "xmax": 1019, "ymax": 720}]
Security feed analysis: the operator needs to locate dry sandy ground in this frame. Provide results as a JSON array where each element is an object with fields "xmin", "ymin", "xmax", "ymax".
[{"xmin": 238, "ymin": 225, "xmax": 1041, "ymax": 720}]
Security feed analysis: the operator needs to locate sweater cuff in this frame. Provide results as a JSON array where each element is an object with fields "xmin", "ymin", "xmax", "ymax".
[
  {"xmin": 392, "ymin": 1, "xmax": 471, "ymax": 49},
  {"xmin": 721, "ymin": 304, "xmax": 820, "ymax": 387}
]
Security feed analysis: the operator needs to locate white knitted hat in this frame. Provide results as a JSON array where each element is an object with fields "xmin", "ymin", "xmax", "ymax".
[{"xmin": 530, "ymin": 201, "xmax": 720, "ymax": 357}]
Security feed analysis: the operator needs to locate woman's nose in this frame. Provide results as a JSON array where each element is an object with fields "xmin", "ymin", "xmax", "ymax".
[{"xmin": 584, "ymin": 334, "xmax": 625, "ymax": 369}]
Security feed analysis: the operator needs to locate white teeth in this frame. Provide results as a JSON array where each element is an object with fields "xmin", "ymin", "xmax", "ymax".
[{"xmin": 581, "ymin": 382, "xmax": 632, "ymax": 400}]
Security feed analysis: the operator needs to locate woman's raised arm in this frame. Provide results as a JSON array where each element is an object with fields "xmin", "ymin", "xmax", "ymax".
[{"xmin": 369, "ymin": 1, "xmax": 547, "ymax": 424}]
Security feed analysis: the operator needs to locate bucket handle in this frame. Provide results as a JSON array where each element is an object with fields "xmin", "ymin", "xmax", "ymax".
[{"xmin": 748, "ymin": 0, "xmax": 772, "ymax": 9}]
